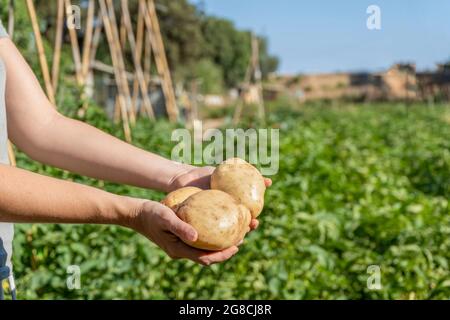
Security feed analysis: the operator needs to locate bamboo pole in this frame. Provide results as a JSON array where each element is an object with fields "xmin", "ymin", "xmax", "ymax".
[
  {"xmin": 81, "ymin": 0, "xmax": 95, "ymax": 81},
  {"xmin": 89, "ymin": 12, "xmax": 103, "ymax": 67},
  {"xmin": 119, "ymin": 14, "xmax": 127, "ymax": 50},
  {"xmin": 234, "ymin": 37, "xmax": 253, "ymax": 125},
  {"xmin": 7, "ymin": 0, "xmax": 15, "ymax": 38},
  {"xmin": 233, "ymin": 34, "xmax": 265, "ymax": 124},
  {"xmin": 7, "ymin": 142, "xmax": 16, "ymax": 167},
  {"xmin": 84, "ymin": 11, "xmax": 104, "ymax": 100},
  {"xmin": 131, "ymin": 6, "xmax": 145, "ymax": 115},
  {"xmin": 64, "ymin": 0, "xmax": 83, "ymax": 85},
  {"xmin": 141, "ymin": 0, "xmax": 178, "ymax": 121},
  {"xmin": 143, "ymin": 23, "xmax": 152, "ymax": 84},
  {"xmin": 25, "ymin": 0, "xmax": 56, "ymax": 106},
  {"xmin": 99, "ymin": 0, "xmax": 132, "ymax": 142},
  {"xmin": 252, "ymin": 35, "xmax": 265, "ymax": 122},
  {"xmin": 117, "ymin": 12, "xmax": 129, "ymax": 119},
  {"xmin": 92, "ymin": 60, "xmax": 134, "ymax": 79},
  {"xmin": 147, "ymin": 0, "xmax": 178, "ymax": 121},
  {"xmin": 105, "ymin": 0, "xmax": 136, "ymax": 124},
  {"xmin": 52, "ymin": 0, "xmax": 64, "ymax": 91},
  {"xmin": 77, "ymin": 0, "xmax": 96, "ymax": 116},
  {"xmin": 113, "ymin": 97, "xmax": 121, "ymax": 123},
  {"xmin": 121, "ymin": 0, "xmax": 154, "ymax": 119},
  {"xmin": 191, "ymin": 80, "xmax": 199, "ymax": 122},
  {"xmin": 233, "ymin": 98, "xmax": 244, "ymax": 125}
]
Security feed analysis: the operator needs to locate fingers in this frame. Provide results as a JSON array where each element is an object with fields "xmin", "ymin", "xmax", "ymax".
[
  {"xmin": 149, "ymin": 202, "xmax": 239, "ymax": 266},
  {"xmin": 200, "ymin": 166, "xmax": 215, "ymax": 175},
  {"xmin": 176, "ymin": 166, "xmax": 271, "ymax": 190},
  {"xmin": 159, "ymin": 205, "xmax": 198, "ymax": 242},
  {"xmin": 264, "ymin": 178, "xmax": 272, "ymax": 187},
  {"xmin": 172, "ymin": 242, "xmax": 239, "ymax": 266},
  {"xmin": 190, "ymin": 166, "xmax": 214, "ymax": 189},
  {"xmin": 250, "ymin": 219, "xmax": 259, "ymax": 230},
  {"xmin": 199, "ymin": 246, "xmax": 239, "ymax": 265},
  {"xmin": 180, "ymin": 166, "xmax": 214, "ymax": 190},
  {"xmin": 168, "ymin": 219, "xmax": 198, "ymax": 243}
]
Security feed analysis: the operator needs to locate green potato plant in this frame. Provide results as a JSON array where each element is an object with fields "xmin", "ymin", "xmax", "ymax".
[{"xmin": 10, "ymin": 102, "xmax": 450, "ymax": 299}]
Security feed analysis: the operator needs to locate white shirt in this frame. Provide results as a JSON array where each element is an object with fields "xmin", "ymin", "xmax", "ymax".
[{"xmin": 0, "ymin": 20, "xmax": 15, "ymax": 288}]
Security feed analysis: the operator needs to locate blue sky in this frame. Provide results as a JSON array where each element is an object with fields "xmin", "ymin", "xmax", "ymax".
[{"xmin": 191, "ymin": 0, "xmax": 450, "ymax": 74}]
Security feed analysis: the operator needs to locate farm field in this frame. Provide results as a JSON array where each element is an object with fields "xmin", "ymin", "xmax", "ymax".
[{"xmin": 11, "ymin": 102, "xmax": 450, "ymax": 299}]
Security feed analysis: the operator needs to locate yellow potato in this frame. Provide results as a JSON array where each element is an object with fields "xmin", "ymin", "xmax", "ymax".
[
  {"xmin": 237, "ymin": 204, "xmax": 252, "ymax": 241},
  {"xmin": 161, "ymin": 186, "xmax": 202, "ymax": 211},
  {"xmin": 211, "ymin": 158, "xmax": 266, "ymax": 218},
  {"xmin": 176, "ymin": 190, "xmax": 245, "ymax": 251}
]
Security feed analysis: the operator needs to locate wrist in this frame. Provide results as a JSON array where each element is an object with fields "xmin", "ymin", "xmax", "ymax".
[
  {"xmin": 143, "ymin": 159, "xmax": 193, "ymax": 193},
  {"xmin": 107, "ymin": 195, "xmax": 146, "ymax": 229},
  {"xmin": 166, "ymin": 165, "xmax": 215, "ymax": 192},
  {"xmin": 166, "ymin": 163, "xmax": 195, "ymax": 192}
]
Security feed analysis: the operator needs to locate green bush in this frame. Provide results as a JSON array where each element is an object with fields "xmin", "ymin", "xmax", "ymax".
[{"xmin": 193, "ymin": 59, "xmax": 225, "ymax": 95}]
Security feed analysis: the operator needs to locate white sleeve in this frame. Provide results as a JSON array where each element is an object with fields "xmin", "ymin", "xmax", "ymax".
[{"xmin": 0, "ymin": 20, "xmax": 9, "ymax": 38}]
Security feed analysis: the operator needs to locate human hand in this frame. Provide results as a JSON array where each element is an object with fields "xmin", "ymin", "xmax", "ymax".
[
  {"xmin": 169, "ymin": 165, "xmax": 215, "ymax": 191},
  {"xmin": 129, "ymin": 200, "xmax": 239, "ymax": 266}
]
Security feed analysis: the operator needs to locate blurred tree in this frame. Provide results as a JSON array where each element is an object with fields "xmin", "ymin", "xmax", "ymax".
[
  {"xmin": 201, "ymin": 16, "xmax": 251, "ymax": 88},
  {"xmin": 258, "ymin": 36, "xmax": 279, "ymax": 80},
  {"xmin": 155, "ymin": 0, "xmax": 204, "ymax": 74},
  {"xmin": 0, "ymin": 0, "xmax": 278, "ymax": 94},
  {"xmin": 155, "ymin": 0, "xmax": 279, "ymax": 89},
  {"xmin": 192, "ymin": 58, "xmax": 224, "ymax": 94}
]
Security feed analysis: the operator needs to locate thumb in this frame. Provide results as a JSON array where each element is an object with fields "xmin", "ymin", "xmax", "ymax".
[{"xmin": 166, "ymin": 214, "xmax": 198, "ymax": 242}]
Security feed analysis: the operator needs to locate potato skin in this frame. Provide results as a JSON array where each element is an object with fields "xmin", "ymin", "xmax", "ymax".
[
  {"xmin": 161, "ymin": 187, "xmax": 202, "ymax": 211},
  {"xmin": 237, "ymin": 204, "xmax": 252, "ymax": 241},
  {"xmin": 211, "ymin": 158, "xmax": 266, "ymax": 218},
  {"xmin": 176, "ymin": 190, "xmax": 244, "ymax": 251}
]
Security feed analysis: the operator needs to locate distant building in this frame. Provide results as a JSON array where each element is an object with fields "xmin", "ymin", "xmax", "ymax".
[
  {"xmin": 267, "ymin": 63, "xmax": 450, "ymax": 103},
  {"xmin": 416, "ymin": 63, "xmax": 450, "ymax": 101}
]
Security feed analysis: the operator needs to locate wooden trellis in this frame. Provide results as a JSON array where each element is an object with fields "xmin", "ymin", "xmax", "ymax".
[
  {"xmin": 99, "ymin": 0, "xmax": 133, "ymax": 140},
  {"xmin": 8, "ymin": 0, "xmax": 179, "ymax": 144},
  {"xmin": 142, "ymin": 0, "xmax": 179, "ymax": 121},
  {"xmin": 120, "ymin": 0, "xmax": 154, "ymax": 119},
  {"xmin": 51, "ymin": 0, "xmax": 64, "ymax": 92},
  {"xmin": 26, "ymin": 0, "xmax": 56, "ymax": 105},
  {"xmin": 233, "ymin": 33, "xmax": 265, "ymax": 125}
]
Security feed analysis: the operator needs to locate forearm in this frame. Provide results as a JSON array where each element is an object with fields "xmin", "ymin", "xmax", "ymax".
[
  {"xmin": 22, "ymin": 114, "xmax": 190, "ymax": 193},
  {"xmin": 0, "ymin": 163, "xmax": 141, "ymax": 226},
  {"xmin": 0, "ymin": 38, "xmax": 189, "ymax": 193}
]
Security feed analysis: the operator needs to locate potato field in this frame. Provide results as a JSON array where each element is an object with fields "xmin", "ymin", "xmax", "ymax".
[{"xmin": 11, "ymin": 102, "xmax": 450, "ymax": 299}]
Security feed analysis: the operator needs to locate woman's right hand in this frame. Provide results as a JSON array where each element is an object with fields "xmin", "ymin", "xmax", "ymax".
[{"xmin": 127, "ymin": 200, "xmax": 239, "ymax": 266}]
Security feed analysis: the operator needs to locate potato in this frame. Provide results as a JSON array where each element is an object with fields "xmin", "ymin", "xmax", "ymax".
[
  {"xmin": 161, "ymin": 186, "xmax": 202, "ymax": 211},
  {"xmin": 160, "ymin": 159, "xmax": 265, "ymax": 252},
  {"xmin": 237, "ymin": 204, "xmax": 252, "ymax": 241},
  {"xmin": 176, "ymin": 190, "xmax": 245, "ymax": 250},
  {"xmin": 211, "ymin": 158, "xmax": 266, "ymax": 218}
]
